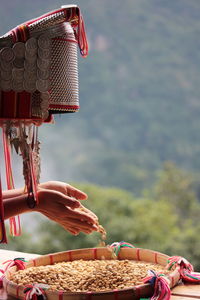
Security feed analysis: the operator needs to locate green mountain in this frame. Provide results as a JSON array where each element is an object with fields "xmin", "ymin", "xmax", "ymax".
[{"xmin": 1, "ymin": 0, "xmax": 200, "ymax": 194}]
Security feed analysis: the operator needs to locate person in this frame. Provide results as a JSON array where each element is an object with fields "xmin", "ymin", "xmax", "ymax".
[
  {"xmin": 0, "ymin": 6, "xmax": 98, "ymax": 241},
  {"xmin": 3, "ymin": 181, "xmax": 99, "ymax": 236}
]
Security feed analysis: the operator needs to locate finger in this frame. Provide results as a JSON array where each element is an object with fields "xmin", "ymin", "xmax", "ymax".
[
  {"xmin": 65, "ymin": 217, "xmax": 98, "ymax": 231},
  {"xmin": 67, "ymin": 227, "xmax": 80, "ymax": 235},
  {"xmin": 66, "ymin": 185, "xmax": 88, "ymax": 200},
  {"xmin": 78, "ymin": 205, "xmax": 99, "ymax": 221},
  {"xmin": 46, "ymin": 190, "xmax": 81, "ymax": 209},
  {"xmin": 65, "ymin": 207, "xmax": 97, "ymax": 224}
]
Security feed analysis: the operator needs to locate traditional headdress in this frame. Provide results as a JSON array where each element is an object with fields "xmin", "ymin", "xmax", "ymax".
[{"xmin": 0, "ymin": 5, "xmax": 88, "ymax": 242}]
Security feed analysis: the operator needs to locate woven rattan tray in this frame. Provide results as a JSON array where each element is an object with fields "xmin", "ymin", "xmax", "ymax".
[{"xmin": 3, "ymin": 247, "xmax": 180, "ymax": 300}]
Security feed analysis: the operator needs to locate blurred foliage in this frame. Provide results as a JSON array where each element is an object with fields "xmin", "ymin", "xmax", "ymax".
[
  {"xmin": 2, "ymin": 163, "xmax": 200, "ymax": 270},
  {"xmin": 0, "ymin": 0, "xmax": 199, "ymax": 194}
]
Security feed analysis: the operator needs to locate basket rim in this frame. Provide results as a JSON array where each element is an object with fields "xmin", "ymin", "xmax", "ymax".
[{"xmin": 3, "ymin": 246, "xmax": 181, "ymax": 297}]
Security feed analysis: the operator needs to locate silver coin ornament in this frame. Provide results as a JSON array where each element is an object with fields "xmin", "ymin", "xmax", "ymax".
[
  {"xmin": 13, "ymin": 57, "xmax": 24, "ymax": 68},
  {"xmin": 25, "ymin": 50, "xmax": 37, "ymax": 62},
  {"xmin": 24, "ymin": 69, "xmax": 37, "ymax": 81},
  {"xmin": 24, "ymin": 60, "xmax": 37, "ymax": 72},
  {"xmin": 12, "ymin": 68, "xmax": 24, "ymax": 82},
  {"xmin": 36, "ymin": 79, "xmax": 50, "ymax": 93},
  {"xmin": 38, "ymin": 34, "xmax": 51, "ymax": 49},
  {"xmin": 24, "ymin": 79, "xmax": 36, "ymax": 93},
  {"xmin": 0, "ymin": 79, "xmax": 12, "ymax": 91},
  {"xmin": 37, "ymin": 68, "xmax": 50, "ymax": 80},
  {"xmin": 13, "ymin": 42, "xmax": 25, "ymax": 58},
  {"xmin": 1, "ymin": 70, "xmax": 12, "ymax": 81},
  {"xmin": 0, "ymin": 33, "xmax": 52, "ymax": 113},
  {"xmin": 40, "ymin": 91, "xmax": 50, "ymax": 101},
  {"xmin": 37, "ymin": 57, "xmax": 50, "ymax": 70},
  {"xmin": 0, "ymin": 60, "xmax": 12, "ymax": 72},
  {"xmin": 0, "ymin": 47, "xmax": 15, "ymax": 63},
  {"xmin": 25, "ymin": 37, "xmax": 37, "ymax": 53},
  {"xmin": 38, "ymin": 47, "xmax": 51, "ymax": 59},
  {"xmin": 12, "ymin": 80, "xmax": 24, "ymax": 92}
]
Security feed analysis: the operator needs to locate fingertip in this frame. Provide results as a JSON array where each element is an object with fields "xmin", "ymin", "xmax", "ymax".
[{"xmin": 77, "ymin": 192, "xmax": 88, "ymax": 200}]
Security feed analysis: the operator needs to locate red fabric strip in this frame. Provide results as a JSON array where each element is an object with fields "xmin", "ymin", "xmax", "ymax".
[
  {"xmin": 155, "ymin": 252, "xmax": 158, "ymax": 264},
  {"xmin": 17, "ymin": 27, "xmax": 23, "ymax": 42},
  {"xmin": 2, "ymin": 129, "xmax": 21, "ymax": 237},
  {"xmin": 136, "ymin": 248, "xmax": 141, "ymax": 261},
  {"xmin": 58, "ymin": 291, "xmax": 63, "ymax": 300},
  {"xmin": 93, "ymin": 248, "xmax": 97, "ymax": 260},
  {"xmin": 49, "ymin": 254, "xmax": 54, "ymax": 265},
  {"xmin": 169, "ymin": 274, "xmax": 174, "ymax": 287},
  {"xmin": 16, "ymin": 285, "xmax": 20, "ymax": 298},
  {"xmin": 32, "ymin": 259, "xmax": 36, "ymax": 267},
  {"xmin": 2, "ymin": 91, "xmax": 17, "ymax": 118},
  {"xmin": 17, "ymin": 92, "xmax": 31, "ymax": 118},
  {"xmin": 11, "ymin": 30, "xmax": 17, "ymax": 43},
  {"xmin": 68, "ymin": 251, "xmax": 72, "ymax": 261},
  {"xmin": 86, "ymin": 291, "xmax": 92, "ymax": 300},
  {"xmin": 0, "ymin": 173, "xmax": 7, "ymax": 243},
  {"xmin": 135, "ymin": 286, "xmax": 141, "ymax": 299},
  {"xmin": 113, "ymin": 289, "xmax": 119, "ymax": 300}
]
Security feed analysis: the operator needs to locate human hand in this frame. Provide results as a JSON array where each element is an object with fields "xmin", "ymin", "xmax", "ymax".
[{"xmin": 35, "ymin": 181, "xmax": 99, "ymax": 235}]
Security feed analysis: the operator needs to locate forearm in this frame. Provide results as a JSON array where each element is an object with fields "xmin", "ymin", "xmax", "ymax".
[
  {"xmin": 3, "ymin": 194, "xmax": 30, "ymax": 219},
  {"xmin": 2, "ymin": 188, "xmax": 24, "ymax": 200}
]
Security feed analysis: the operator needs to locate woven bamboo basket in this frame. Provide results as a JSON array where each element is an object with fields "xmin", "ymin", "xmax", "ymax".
[{"xmin": 3, "ymin": 247, "xmax": 180, "ymax": 300}]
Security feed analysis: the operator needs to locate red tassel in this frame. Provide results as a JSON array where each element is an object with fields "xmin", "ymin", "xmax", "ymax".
[
  {"xmin": 143, "ymin": 270, "xmax": 171, "ymax": 300},
  {"xmin": 0, "ymin": 174, "xmax": 7, "ymax": 243},
  {"xmin": 2, "ymin": 128, "xmax": 21, "ymax": 237},
  {"xmin": 167, "ymin": 256, "xmax": 200, "ymax": 283},
  {"xmin": 3, "ymin": 258, "xmax": 26, "ymax": 271},
  {"xmin": 0, "ymin": 269, "xmax": 5, "ymax": 288}
]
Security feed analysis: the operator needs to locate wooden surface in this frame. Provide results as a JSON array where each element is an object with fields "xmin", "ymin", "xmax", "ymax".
[{"xmin": 0, "ymin": 250, "xmax": 200, "ymax": 299}]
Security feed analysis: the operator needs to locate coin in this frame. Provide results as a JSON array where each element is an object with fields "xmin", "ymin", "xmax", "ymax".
[
  {"xmin": 25, "ymin": 37, "xmax": 37, "ymax": 54},
  {"xmin": 38, "ymin": 34, "xmax": 51, "ymax": 49},
  {"xmin": 1, "ymin": 70, "xmax": 12, "ymax": 81},
  {"xmin": 37, "ymin": 68, "xmax": 50, "ymax": 80},
  {"xmin": 25, "ymin": 50, "xmax": 37, "ymax": 62},
  {"xmin": 36, "ymin": 79, "xmax": 50, "ymax": 92},
  {"xmin": 24, "ymin": 69, "xmax": 37, "ymax": 82},
  {"xmin": 0, "ymin": 47, "xmax": 15, "ymax": 63},
  {"xmin": 0, "ymin": 60, "xmax": 12, "ymax": 72},
  {"xmin": 0, "ymin": 79, "xmax": 11, "ymax": 91},
  {"xmin": 13, "ymin": 57, "xmax": 24, "ymax": 68},
  {"xmin": 13, "ymin": 42, "xmax": 25, "ymax": 58},
  {"xmin": 37, "ymin": 57, "xmax": 50, "ymax": 70},
  {"xmin": 12, "ymin": 68, "xmax": 24, "ymax": 82},
  {"xmin": 24, "ymin": 60, "xmax": 37, "ymax": 72},
  {"xmin": 38, "ymin": 47, "xmax": 51, "ymax": 60},
  {"xmin": 40, "ymin": 94, "xmax": 50, "ymax": 110},
  {"xmin": 12, "ymin": 80, "xmax": 24, "ymax": 92},
  {"xmin": 24, "ymin": 79, "xmax": 36, "ymax": 93},
  {"xmin": 40, "ymin": 91, "xmax": 50, "ymax": 101}
]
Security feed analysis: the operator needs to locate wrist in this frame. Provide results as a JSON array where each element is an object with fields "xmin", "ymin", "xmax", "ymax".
[{"xmin": 26, "ymin": 193, "xmax": 36, "ymax": 209}]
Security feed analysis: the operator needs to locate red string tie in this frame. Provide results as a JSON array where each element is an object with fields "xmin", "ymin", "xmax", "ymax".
[
  {"xmin": 3, "ymin": 258, "xmax": 26, "ymax": 271},
  {"xmin": 143, "ymin": 270, "xmax": 171, "ymax": 300},
  {"xmin": 110, "ymin": 241, "xmax": 135, "ymax": 256},
  {"xmin": 24, "ymin": 284, "xmax": 49, "ymax": 300},
  {"xmin": 167, "ymin": 256, "xmax": 200, "ymax": 283},
  {"xmin": 0, "ymin": 269, "xmax": 4, "ymax": 289}
]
